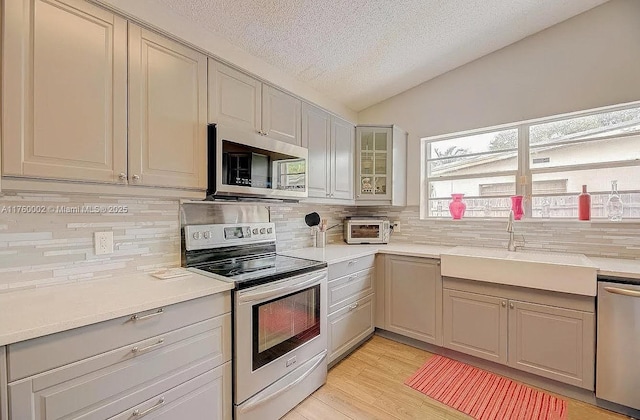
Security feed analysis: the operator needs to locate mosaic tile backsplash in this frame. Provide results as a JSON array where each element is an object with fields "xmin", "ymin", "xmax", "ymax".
[
  {"xmin": 1, "ymin": 192, "xmax": 639, "ymax": 292},
  {"xmin": 359, "ymin": 206, "xmax": 640, "ymax": 260}
]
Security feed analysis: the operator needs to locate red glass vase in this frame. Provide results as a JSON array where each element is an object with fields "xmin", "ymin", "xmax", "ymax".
[
  {"xmin": 449, "ymin": 194, "xmax": 466, "ymax": 219},
  {"xmin": 511, "ymin": 195, "xmax": 524, "ymax": 220}
]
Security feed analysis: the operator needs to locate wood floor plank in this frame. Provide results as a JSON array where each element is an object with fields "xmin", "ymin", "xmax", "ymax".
[{"xmin": 283, "ymin": 334, "xmax": 628, "ymax": 420}]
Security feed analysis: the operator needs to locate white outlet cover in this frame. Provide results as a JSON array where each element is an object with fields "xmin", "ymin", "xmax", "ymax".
[{"xmin": 95, "ymin": 231, "xmax": 114, "ymax": 255}]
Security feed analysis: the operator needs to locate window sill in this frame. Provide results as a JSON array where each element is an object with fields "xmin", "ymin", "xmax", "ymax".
[{"xmin": 421, "ymin": 217, "xmax": 640, "ymax": 224}]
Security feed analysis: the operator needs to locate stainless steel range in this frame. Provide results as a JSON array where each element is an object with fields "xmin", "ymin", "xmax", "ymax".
[{"xmin": 183, "ymin": 222, "xmax": 328, "ymax": 420}]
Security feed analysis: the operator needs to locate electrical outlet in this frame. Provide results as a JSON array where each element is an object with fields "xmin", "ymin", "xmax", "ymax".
[
  {"xmin": 94, "ymin": 231, "xmax": 114, "ymax": 255},
  {"xmin": 392, "ymin": 221, "xmax": 401, "ymax": 233}
]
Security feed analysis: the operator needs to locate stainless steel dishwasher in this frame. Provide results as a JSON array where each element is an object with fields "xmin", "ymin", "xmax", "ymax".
[{"xmin": 596, "ymin": 278, "xmax": 640, "ymax": 416}]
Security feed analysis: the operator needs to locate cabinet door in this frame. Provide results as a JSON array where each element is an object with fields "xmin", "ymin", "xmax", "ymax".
[
  {"xmin": 208, "ymin": 60, "xmax": 261, "ymax": 133},
  {"xmin": 110, "ymin": 363, "xmax": 231, "ymax": 420},
  {"xmin": 262, "ymin": 85, "xmax": 302, "ymax": 145},
  {"xmin": 384, "ymin": 256, "xmax": 442, "ymax": 345},
  {"xmin": 508, "ymin": 300, "xmax": 595, "ymax": 390},
  {"xmin": 443, "ymin": 289, "xmax": 508, "ymax": 364},
  {"xmin": 1, "ymin": 347, "xmax": 7, "ymax": 420},
  {"xmin": 328, "ymin": 295, "xmax": 374, "ymax": 364},
  {"xmin": 128, "ymin": 24, "xmax": 207, "ymax": 189},
  {"xmin": 301, "ymin": 103, "xmax": 330, "ymax": 198},
  {"xmin": 3, "ymin": 0, "xmax": 127, "ymax": 183},
  {"xmin": 356, "ymin": 127, "xmax": 393, "ymax": 201},
  {"xmin": 331, "ymin": 117, "xmax": 355, "ymax": 200}
]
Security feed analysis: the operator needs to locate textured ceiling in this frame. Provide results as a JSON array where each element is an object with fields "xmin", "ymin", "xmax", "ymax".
[{"xmin": 149, "ymin": 0, "xmax": 608, "ymax": 111}]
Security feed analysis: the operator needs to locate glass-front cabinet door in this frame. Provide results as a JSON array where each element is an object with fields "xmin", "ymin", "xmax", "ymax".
[{"xmin": 356, "ymin": 126, "xmax": 392, "ymax": 200}]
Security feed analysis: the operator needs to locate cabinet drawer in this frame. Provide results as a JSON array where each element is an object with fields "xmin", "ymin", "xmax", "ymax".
[
  {"xmin": 109, "ymin": 362, "xmax": 231, "ymax": 420},
  {"xmin": 8, "ymin": 292, "xmax": 230, "ymax": 381},
  {"xmin": 328, "ymin": 254, "xmax": 375, "ymax": 280},
  {"xmin": 328, "ymin": 295, "xmax": 374, "ymax": 364},
  {"xmin": 328, "ymin": 268, "xmax": 374, "ymax": 313},
  {"xmin": 8, "ymin": 315, "xmax": 230, "ymax": 420}
]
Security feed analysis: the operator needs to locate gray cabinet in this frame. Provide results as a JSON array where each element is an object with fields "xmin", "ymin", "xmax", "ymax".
[
  {"xmin": 128, "ymin": 24, "xmax": 207, "ymax": 190},
  {"xmin": 3, "ymin": 0, "xmax": 128, "ymax": 183},
  {"xmin": 7, "ymin": 295, "xmax": 232, "ymax": 419},
  {"xmin": 302, "ymin": 103, "xmax": 354, "ymax": 201},
  {"xmin": 442, "ymin": 278, "xmax": 595, "ymax": 390},
  {"xmin": 443, "ymin": 289, "xmax": 508, "ymax": 364},
  {"xmin": 355, "ymin": 125, "xmax": 407, "ymax": 206},
  {"xmin": 1, "ymin": 347, "xmax": 6, "ymax": 420},
  {"xmin": 508, "ymin": 300, "xmax": 594, "ymax": 389},
  {"xmin": 209, "ymin": 61, "xmax": 302, "ymax": 145},
  {"xmin": 384, "ymin": 256, "xmax": 442, "ymax": 345},
  {"xmin": 327, "ymin": 255, "xmax": 376, "ymax": 364}
]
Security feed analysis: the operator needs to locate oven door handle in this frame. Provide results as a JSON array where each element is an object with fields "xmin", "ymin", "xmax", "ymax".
[
  {"xmin": 237, "ymin": 350, "xmax": 327, "ymax": 414},
  {"xmin": 237, "ymin": 273, "xmax": 325, "ymax": 303}
]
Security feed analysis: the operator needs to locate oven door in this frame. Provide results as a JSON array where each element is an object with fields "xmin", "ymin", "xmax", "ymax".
[{"xmin": 234, "ymin": 270, "xmax": 327, "ymax": 404}]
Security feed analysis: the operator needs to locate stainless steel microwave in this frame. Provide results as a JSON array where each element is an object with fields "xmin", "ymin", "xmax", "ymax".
[
  {"xmin": 207, "ymin": 124, "xmax": 308, "ymax": 199},
  {"xmin": 344, "ymin": 218, "xmax": 390, "ymax": 244}
]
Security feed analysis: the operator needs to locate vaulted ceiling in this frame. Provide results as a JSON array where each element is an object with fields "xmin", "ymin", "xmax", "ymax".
[{"xmin": 149, "ymin": 0, "xmax": 609, "ymax": 111}]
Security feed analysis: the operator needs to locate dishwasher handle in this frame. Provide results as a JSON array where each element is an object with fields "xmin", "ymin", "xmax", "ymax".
[{"xmin": 604, "ymin": 286, "xmax": 640, "ymax": 298}]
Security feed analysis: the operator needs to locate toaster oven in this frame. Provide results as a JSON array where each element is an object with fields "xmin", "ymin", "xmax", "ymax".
[{"xmin": 344, "ymin": 218, "xmax": 390, "ymax": 244}]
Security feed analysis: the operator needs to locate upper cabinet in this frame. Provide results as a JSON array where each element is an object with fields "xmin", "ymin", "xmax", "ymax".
[
  {"xmin": 302, "ymin": 103, "xmax": 354, "ymax": 201},
  {"xmin": 209, "ymin": 61, "xmax": 302, "ymax": 146},
  {"xmin": 2, "ymin": 0, "xmax": 128, "ymax": 183},
  {"xmin": 2, "ymin": 0, "xmax": 207, "ymax": 192},
  {"xmin": 128, "ymin": 24, "xmax": 207, "ymax": 189},
  {"xmin": 355, "ymin": 125, "xmax": 407, "ymax": 206}
]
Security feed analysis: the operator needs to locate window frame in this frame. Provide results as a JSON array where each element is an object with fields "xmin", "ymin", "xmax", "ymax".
[{"xmin": 421, "ymin": 101, "xmax": 640, "ymax": 220}]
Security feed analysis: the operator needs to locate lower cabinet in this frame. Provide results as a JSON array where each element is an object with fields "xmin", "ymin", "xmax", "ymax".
[
  {"xmin": 327, "ymin": 257, "xmax": 376, "ymax": 364},
  {"xmin": 443, "ymin": 280, "xmax": 595, "ymax": 390},
  {"xmin": 508, "ymin": 300, "xmax": 594, "ymax": 389},
  {"xmin": 328, "ymin": 295, "xmax": 374, "ymax": 363},
  {"xmin": 6, "ymin": 295, "xmax": 232, "ymax": 419},
  {"xmin": 442, "ymin": 289, "xmax": 507, "ymax": 364},
  {"xmin": 1, "ymin": 347, "xmax": 6, "ymax": 420},
  {"xmin": 384, "ymin": 255, "xmax": 442, "ymax": 345}
]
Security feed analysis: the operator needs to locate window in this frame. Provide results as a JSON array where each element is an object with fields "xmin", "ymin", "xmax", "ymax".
[{"xmin": 422, "ymin": 102, "xmax": 640, "ymax": 219}]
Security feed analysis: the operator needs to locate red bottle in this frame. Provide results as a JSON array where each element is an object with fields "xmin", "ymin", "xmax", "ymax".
[{"xmin": 578, "ymin": 185, "xmax": 591, "ymax": 220}]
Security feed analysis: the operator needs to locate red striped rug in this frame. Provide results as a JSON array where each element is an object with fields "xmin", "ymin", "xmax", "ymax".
[{"xmin": 405, "ymin": 355, "xmax": 567, "ymax": 420}]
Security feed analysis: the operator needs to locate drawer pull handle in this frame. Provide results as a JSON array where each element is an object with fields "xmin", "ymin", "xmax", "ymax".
[
  {"xmin": 132, "ymin": 397, "xmax": 165, "ymax": 417},
  {"xmin": 132, "ymin": 339, "xmax": 165, "ymax": 354},
  {"xmin": 131, "ymin": 308, "xmax": 163, "ymax": 321},
  {"xmin": 347, "ymin": 260, "xmax": 358, "ymax": 267},
  {"xmin": 348, "ymin": 275, "xmax": 357, "ymax": 281},
  {"xmin": 349, "ymin": 302, "xmax": 359, "ymax": 311}
]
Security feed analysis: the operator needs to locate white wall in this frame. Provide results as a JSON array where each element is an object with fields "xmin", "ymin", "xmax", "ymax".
[
  {"xmin": 358, "ymin": 0, "xmax": 640, "ymax": 206},
  {"xmin": 93, "ymin": 0, "xmax": 357, "ymax": 123}
]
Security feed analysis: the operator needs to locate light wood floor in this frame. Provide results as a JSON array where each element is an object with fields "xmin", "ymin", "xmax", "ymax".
[{"xmin": 282, "ymin": 335, "xmax": 629, "ymax": 420}]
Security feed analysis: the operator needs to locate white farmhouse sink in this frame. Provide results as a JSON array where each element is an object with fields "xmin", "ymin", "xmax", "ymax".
[{"xmin": 440, "ymin": 246, "xmax": 598, "ymax": 296}]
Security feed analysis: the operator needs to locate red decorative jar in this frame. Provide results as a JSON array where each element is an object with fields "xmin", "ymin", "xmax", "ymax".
[
  {"xmin": 449, "ymin": 194, "xmax": 466, "ymax": 219},
  {"xmin": 511, "ymin": 195, "xmax": 524, "ymax": 220}
]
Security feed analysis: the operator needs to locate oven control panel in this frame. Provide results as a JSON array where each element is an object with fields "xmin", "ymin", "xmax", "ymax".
[{"xmin": 184, "ymin": 222, "xmax": 276, "ymax": 251}]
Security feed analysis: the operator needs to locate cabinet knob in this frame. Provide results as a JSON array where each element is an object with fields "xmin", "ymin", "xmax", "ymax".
[
  {"xmin": 510, "ymin": 303, "xmax": 514, "ymax": 309},
  {"xmin": 118, "ymin": 172, "xmax": 127, "ymax": 181},
  {"xmin": 132, "ymin": 174, "xmax": 140, "ymax": 181},
  {"xmin": 501, "ymin": 301, "xmax": 506, "ymax": 307}
]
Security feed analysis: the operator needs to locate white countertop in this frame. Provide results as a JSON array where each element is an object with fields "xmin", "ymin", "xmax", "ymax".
[
  {"xmin": 281, "ymin": 243, "xmax": 452, "ymax": 264},
  {"xmin": 284, "ymin": 243, "xmax": 640, "ymax": 295},
  {"xmin": 589, "ymin": 257, "xmax": 640, "ymax": 280},
  {"xmin": 0, "ymin": 269, "xmax": 234, "ymax": 346},
  {"xmin": 2, "ymin": 243, "xmax": 638, "ymax": 347}
]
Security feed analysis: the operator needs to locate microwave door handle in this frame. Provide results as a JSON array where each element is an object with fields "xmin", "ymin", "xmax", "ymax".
[{"xmin": 237, "ymin": 273, "xmax": 325, "ymax": 303}]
